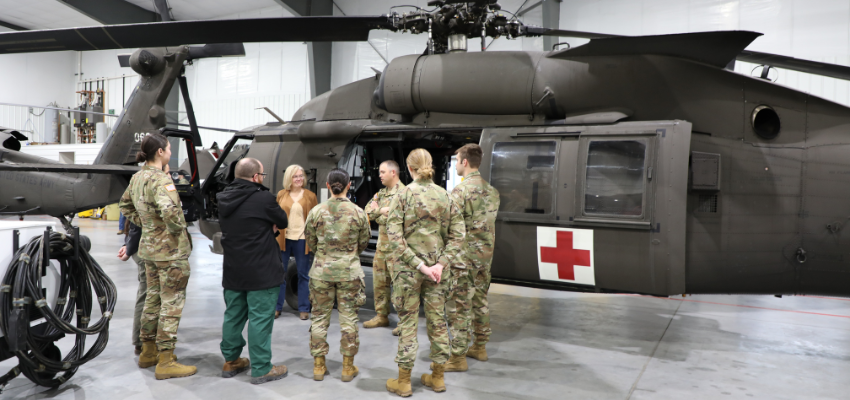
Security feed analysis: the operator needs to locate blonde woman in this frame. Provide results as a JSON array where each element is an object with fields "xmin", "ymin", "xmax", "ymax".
[
  {"xmin": 276, "ymin": 165, "xmax": 319, "ymax": 320},
  {"xmin": 384, "ymin": 149, "xmax": 465, "ymax": 396}
]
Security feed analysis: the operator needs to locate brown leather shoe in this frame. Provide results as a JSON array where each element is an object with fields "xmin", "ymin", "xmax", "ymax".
[
  {"xmin": 300, "ymin": 312, "xmax": 309, "ymax": 320},
  {"xmin": 274, "ymin": 310, "xmax": 281, "ymax": 319},
  {"xmin": 251, "ymin": 364, "xmax": 288, "ymax": 385},
  {"xmin": 222, "ymin": 357, "xmax": 250, "ymax": 378}
]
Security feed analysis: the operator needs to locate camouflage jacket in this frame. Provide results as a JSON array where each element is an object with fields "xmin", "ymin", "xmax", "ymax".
[
  {"xmin": 364, "ymin": 181, "xmax": 406, "ymax": 256},
  {"xmin": 118, "ymin": 165, "xmax": 191, "ymax": 261},
  {"xmin": 305, "ymin": 197, "xmax": 370, "ymax": 282},
  {"xmin": 451, "ymin": 171, "xmax": 500, "ymax": 269},
  {"xmin": 385, "ymin": 178, "xmax": 465, "ymax": 272}
]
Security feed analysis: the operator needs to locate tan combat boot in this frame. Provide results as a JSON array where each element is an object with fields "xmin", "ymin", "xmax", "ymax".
[
  {"xmin": 466, "ymin": 343, "xmax": 488, "ymax": 361},
  {"xmin": 386, "ymin": 367, "xmax": 413, "ymax": 397},
  {"xmin": 392, "ymin": 326, "xmax": 400, "ymax": 336},
  {"xmin": 422, "ymin": 362, "xmax": 446, "ymax": 392},
  {"xmin": 341, "ymin": 355, "xmax": 359, "ymax": 382},
  {"xmin": 137, "ymin": 341, "xmax": 158, "ymax": 368},
  {"xmin": 363, "ymin": 314, "xmax": 390, "ymax": 328},
  {"xmin": 313, "ymin": 356, "xmax": 328, "ymax": 381},
  {"xmin": 154, "ymin": 349, "xmax": 198, "ymax": 380},
  {"xmin": 444, "ymin": 354, "xmax": 468, "ymax": 372}
]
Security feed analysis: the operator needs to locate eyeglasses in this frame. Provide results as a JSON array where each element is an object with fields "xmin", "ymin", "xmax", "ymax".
[{"xmin": 256, "ymin": 173, "xmax": 267, "ymax": 177}]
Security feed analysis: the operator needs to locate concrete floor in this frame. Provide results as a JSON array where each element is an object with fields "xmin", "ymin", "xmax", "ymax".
[{"xmin": 1, "ymin": 217, "xmax": 849, "ymax": 399}]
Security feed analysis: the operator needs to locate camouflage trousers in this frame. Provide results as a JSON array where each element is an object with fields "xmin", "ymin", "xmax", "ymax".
[
  {"xmin": 372, "ymin": 253, "xmax": 393, "ymax": 316},
  {"xmin": 140, "ymin": 259, "xmax": 190, "ymax": 351},
  {"xmin": 393, "ymin": 269, "xmax": 451, "ymax": 370},
  {"xmin": 309, "ymin": 278, "xmax": 366, "ymax": 357},
  {"xmin": 447, "ymin": 267, "xmax": 492, "ymax": 353}
]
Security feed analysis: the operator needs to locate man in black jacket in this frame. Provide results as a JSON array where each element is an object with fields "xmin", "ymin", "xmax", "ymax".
[{"xmin": 216, "ymin": 157, "xmax": 290, "ymax": 385}]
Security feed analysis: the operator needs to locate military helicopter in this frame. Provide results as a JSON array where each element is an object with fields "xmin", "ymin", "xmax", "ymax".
[{"xmin": 3, "ymin": 0, "xmax": 850, "ymax": 304}]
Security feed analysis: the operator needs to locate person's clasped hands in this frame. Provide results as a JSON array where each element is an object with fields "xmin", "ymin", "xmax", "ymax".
[{"xmin": 417, "ymin": 262, "xmax": 445, "ymax": 282}]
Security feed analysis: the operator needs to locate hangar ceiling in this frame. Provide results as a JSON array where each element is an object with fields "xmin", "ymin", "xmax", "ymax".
[
  {"xmin": 122, "ymin": 0, "xmax": 281, "ymax": 21},
  {"xmin": 0, "ymin": 0, "xmax": 279, "ymax": 31},
  {"xmin": 0, "ymin": 0, "xmax": 101, "ymax": 30},
  {"xmin": 0, "ymin": 0, "xmax": 330, "ymax": 95}
]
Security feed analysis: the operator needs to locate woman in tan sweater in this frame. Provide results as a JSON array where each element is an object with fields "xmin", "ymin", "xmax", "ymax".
[{"xmin": 275, "ymin": 164, "xmax": 319, "ymax": 320}]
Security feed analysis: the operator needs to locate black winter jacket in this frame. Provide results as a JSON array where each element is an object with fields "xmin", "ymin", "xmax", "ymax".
[
  {"xmin": 217, "ymin": 179, "xmax": 289, "ymax": 291},
  {"xmin": 124, "ymin": 221, "xmax": 142, "ymax": 257}
]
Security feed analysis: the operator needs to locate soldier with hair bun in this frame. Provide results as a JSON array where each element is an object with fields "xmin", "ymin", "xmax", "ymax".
[
  {"xmin": 305, "ymin": 168, "xmax": 371, "ymax": 383},
  {"xmin": 384, "ymin": 148, "xmax": 465, "ymax": 397},
  {"xmin": 119, "ymin": 132, "xmax": 197, "ymax": 380}
]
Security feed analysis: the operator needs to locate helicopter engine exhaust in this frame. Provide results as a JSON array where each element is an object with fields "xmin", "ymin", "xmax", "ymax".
[{"xmin": 376, "ymin": 52, "xmax": 546, "ymax": 116}]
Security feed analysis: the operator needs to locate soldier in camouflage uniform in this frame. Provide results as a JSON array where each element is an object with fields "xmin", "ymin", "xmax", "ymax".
[
  {"xmin": 385, "ymin": 149, "xmax": 465, "ymax": 397},
  {"xmin": 445, "ymin": 144, "xmax": 500, "ymax": 372},
  {"xmin": 363, "ymin": 160, "xmax": 405, "ymax": 329},
  {"xmin": 118, "ymin": 133, "xmax": 197, "ymax": 380},
  {"xmin": 305, "ymin": 168, "xmax": 371, "ymax": 383}
]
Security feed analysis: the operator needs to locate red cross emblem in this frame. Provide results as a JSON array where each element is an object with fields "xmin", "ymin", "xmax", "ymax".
[{"xmin": 540, "ymin": 230, "xmax": 591, "ymax": 281}]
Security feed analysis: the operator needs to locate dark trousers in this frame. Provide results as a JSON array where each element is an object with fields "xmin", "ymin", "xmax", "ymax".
[{"xmin": 276, "ymin": 239, "xmax": 312, "ymax": 312}]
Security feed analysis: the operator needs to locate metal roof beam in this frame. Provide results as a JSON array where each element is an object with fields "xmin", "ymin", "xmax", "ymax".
[
  {"xmin": 542, "ymin": 0, "xmax": 561, "ymax": 52},
  {"xmin": 0, "ymin": 19, "xmax": 27, "ymax": 31},
  {"xmin": 273, "ymin": 0, "xmax": 310, "ymax": 17},
  {"xmin": 274, "ymin": 0, "xmax": 333, "ymax": 98},
  {"xmin": 59, "ymin": 0, "xmax": 159, "ymax": 25}
]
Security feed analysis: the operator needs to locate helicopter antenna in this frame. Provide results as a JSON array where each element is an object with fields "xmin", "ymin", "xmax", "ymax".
[{"xmin": 256, "ymin": 107, "xmax": 286, "ymax": 124}]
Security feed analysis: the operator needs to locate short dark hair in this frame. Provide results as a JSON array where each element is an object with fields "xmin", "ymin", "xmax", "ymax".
[
  {"xmin": 456, "ymin": 143, "xmax": 483, "ymax": 168},
  {"xmin": 135, "ymin": 133, "xmax": 169, "ymax": 163},
  {"xmin": 235, "ymin": 158, "xmax": 262, "ymax": 179},
  {"xmin": 327, "ymin": 168, "xmax": 350, "ymax": 195}
]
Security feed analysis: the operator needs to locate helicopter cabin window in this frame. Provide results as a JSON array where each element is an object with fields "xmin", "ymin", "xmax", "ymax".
[
  {"xmin": 583, "ymin": 140, "xmax": 647, "ymax": 217},
  {"xmin": 490, "ymin": 141, "xmax": 557, "ymax": 215}
]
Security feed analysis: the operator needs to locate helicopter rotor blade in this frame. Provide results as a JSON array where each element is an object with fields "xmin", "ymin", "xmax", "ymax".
[
  {"xmin": 523, "ymin": 26, "xmax": 622, "ymax": 40},
  {"xmin": 550, "ymin": 31, "xmax": 762, "ymax": 69},
  {"xmin": 118, "ymin": 43, "xmax": 246, "ymax": 67},
  {"xmin": 736, "ymin": 50, "xmax": 850, "ymax": 81},
  {"xmin": 0, "ymin": 16, "xmax": 394, "ymax": 54},
  {"xmin": 529, "ymin": 26, "xmax": 850, "ymax": 81}
]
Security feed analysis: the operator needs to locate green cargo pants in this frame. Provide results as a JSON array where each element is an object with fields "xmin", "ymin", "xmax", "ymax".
[{"xmin": 220, "ymin": 287, "xmax": 278, "ymax": 377}]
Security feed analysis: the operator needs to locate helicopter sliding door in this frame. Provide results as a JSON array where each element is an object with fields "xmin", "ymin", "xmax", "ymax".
[{"xmin": 481, "ymin": 121, "xmax": 692, "ymax": 295}]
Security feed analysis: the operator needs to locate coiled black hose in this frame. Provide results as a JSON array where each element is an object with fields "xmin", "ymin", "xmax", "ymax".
[{"xmin": 0, "ymin": 230, "xmax": 116, "ymax": 389}]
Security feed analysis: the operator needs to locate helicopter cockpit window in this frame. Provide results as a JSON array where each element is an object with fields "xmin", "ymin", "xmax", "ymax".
[
  {"xmin": 583, "ymin": 140, "xmax": 647, "ymax": 217},
  {"xmin": 490, "ymin": 141, "xmax": 557, "ymax": 215}
]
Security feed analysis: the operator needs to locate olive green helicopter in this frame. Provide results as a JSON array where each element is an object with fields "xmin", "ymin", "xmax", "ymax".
[{"xmin": 3, "ymin": 0, "xmax": 850, "ymax": 303}]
